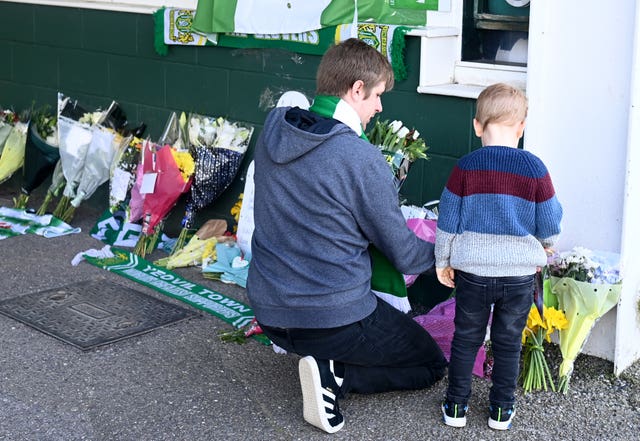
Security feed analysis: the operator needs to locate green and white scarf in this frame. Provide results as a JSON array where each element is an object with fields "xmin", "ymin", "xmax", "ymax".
[
  {"xmin": 309, "ymin": 95, "xmax": 410, "ymax": 312},
  {"xmin": 154, "ymin": 7, "xmax": 412, "ymax": 80}
]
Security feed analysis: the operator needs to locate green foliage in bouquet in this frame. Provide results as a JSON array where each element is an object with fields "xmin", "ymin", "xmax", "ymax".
[
  {"xmin": 33, "ymin": 105, "xmax": 57, "ymax": 143},
  {"xmin": 366, "ymin": 118, "xmax": 429, "ymax": 162}
]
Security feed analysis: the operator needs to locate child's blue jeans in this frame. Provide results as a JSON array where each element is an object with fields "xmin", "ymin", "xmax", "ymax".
[{"xmin": 446, "ymin": 270, "xmax": 534, "ymax": 409}]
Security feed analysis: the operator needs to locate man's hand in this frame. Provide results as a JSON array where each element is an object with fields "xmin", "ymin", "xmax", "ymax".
[{"xmin": 436, "ymin": 266, "xmax": 455, "ymax": 288}]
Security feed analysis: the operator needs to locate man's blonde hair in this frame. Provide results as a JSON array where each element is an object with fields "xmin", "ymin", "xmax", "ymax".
[{"xmin": 475, "ymin": 83, "xmax": 528, "ymax": 129}]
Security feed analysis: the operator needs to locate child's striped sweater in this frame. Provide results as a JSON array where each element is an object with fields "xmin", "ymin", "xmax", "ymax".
[{"xmin": 435, "ymin": 146, "xmax": 563, "ymax": 277}]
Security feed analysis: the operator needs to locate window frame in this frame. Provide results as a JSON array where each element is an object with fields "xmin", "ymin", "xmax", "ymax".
[{"xmin": 410, "ymin": 0, "xmax": 528, "ymax": 98}]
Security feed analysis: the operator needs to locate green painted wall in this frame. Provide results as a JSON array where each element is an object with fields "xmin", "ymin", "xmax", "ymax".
[{"xmin": 0, "ymin": 3, "xmax": 481, "ymax": 306}]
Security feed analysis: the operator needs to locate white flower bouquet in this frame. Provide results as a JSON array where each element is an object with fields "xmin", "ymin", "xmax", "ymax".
[
  {"xmin": 366, "ymin": 118, "xmax": 428, "ymax": 190},
  {"xmin": 545, "ymin": 246, "xmax": 623, "ymax": 393},
  {"xmin": 169, "ymin": 112, "xmax": 253, "ymax": 255}
]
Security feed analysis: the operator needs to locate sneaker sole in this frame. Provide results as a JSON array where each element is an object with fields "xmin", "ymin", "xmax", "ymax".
[
  {"xmin": 441, "ymin": 404, "xmax": 466, "ymax": 428},
  {"xmin": 299, "ymin": 356, "xmax": 344, "ymax": 434},
  {"xmin": 488, "ymin": 409, "xmax": 515, "ymax": 430}
]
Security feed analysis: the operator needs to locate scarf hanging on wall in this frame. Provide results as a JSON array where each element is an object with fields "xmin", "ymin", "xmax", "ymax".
[{"xmin": 154, "ymin": 7, "xmax": 412, "ymax": 80}]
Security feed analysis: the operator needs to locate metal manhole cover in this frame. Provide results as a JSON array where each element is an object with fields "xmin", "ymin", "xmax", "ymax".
[{"xmin": 0, "ymin": 279, "xmax": 197, "ymax": 350}]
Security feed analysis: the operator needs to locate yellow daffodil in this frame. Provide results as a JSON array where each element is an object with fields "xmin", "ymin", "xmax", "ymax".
[
  {"xmin": 520, "ymin": 304, "xmax": 565, "ymax": 393},
  {"xmin": 543, "ymin": 306, "xmax": 569, "ymax": 341}
]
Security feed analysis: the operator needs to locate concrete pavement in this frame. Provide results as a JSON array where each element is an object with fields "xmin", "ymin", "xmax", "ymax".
[{"xmin": 1, "ymin": 182, "xmax": 638, "ymax": 441}]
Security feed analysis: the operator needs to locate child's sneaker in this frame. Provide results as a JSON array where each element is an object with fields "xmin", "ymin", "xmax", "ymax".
[
  {"xmin": 298, "ymin": 356, "xmax": 344, "ymax": 433},
  {"xmin": 441, "ymin": 401, "xmax": 468, "ymax": 427},
  {"xmin": 488, "ymin": 405, "xmax": 515, "ymax": 430}
]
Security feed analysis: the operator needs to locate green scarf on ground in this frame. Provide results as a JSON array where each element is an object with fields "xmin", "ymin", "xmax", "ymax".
[{"xmin": 309, "ymin": 95, "xmax": 409, "ymax": 311}]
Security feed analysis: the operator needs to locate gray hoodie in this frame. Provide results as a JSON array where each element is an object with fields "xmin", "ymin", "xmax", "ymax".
[{"xmin": 246, "ymin": 106, "xmax": 435, "ymax": 328}]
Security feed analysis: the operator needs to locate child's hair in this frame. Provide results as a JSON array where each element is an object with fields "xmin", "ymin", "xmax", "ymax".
[
  {"xmin": 475, "ymin": 83, "xmax": 528, "ymax": 129},
  {"xmin": 316, "ymin": 38, "xmax": 394, "ymax": 99}
]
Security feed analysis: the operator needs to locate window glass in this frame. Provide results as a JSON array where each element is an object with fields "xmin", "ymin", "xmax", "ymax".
[{"xmin": 462, "ymin": 0, "xmax": 529, "ymax": 66}]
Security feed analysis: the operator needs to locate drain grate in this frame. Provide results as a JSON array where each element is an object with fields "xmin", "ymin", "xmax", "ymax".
[{"xmin": 0, "ymin": 279, "xmax": 197, "ymax": 350}]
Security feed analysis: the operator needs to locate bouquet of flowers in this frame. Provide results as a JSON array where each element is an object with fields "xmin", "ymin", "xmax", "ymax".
[
  {"xmin": 54, "ymin": 100, "xmax": 129, "ymax": 222},
  {"xmin": 132, "ymin": 142, "xmax": 195, "ymax": 257},
  {"xmin": 0, "ymin": 108, "xmax": 29, "ymax": 185},
  {"xmin": 14, "ymin": 106, "xmax": 60, "ymax": 209},
  {"xmin": 545, "ymin": 246, "xmax": 623, "ymax": 393},
  {"xmin": 0, "ymin": 109, "xmax": 20, "ymax": 153},
  {"xmin": 0, "ymin": 109, "xmax": 16, "ymax": 146},
  {"xmin": 170, "ymin": 113, "xmax": 253, "ymax": 254},
  {"xmin": 108, "ymin": 136, "xmax": 143, "ymax": 214},
  {"xmin": 50, "ymin": 94, "xmax": 95, "ymax": 218},
  {"xmin": 154, "ymin": 219, "xmax": 225, "ymax": 270},
  {"xmin": 366, "ymin": 118, "xmax": 429, "ymax": 190},
  {"xmin": 519, "ymin": 303, "xmax": 568, "ymax": 393},
  {"xmin": 36, "ymin": 159, "xmax": 65, "ymax": 215}
]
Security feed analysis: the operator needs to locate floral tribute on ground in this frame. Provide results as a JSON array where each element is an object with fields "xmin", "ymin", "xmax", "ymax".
[
  {"xmin": 0, "ymin": 108, "xmax": 29, "ymax": 186},
  {"xmin": 132, "ymin": 140, "xmax": 195, "ymax": 257},
  {"xmin": 14, "ymin": 106, "xmax": 59, "ymax": 209},
  {"xmin": 169, "ymin": 112, "xmax": 254, "ymax": 255},
  {"xmin": 543, "ymin": 247, "xmax": 623, "ymax": 393},
  {"xmin": 519, "ymin": 299, "xmax": 568, "ymax": 394}
]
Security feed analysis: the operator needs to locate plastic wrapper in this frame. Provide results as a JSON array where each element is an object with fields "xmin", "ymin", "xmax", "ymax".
[{"xmin": 171, "ymin": 114, "xmax": 253, "ymax": 254}]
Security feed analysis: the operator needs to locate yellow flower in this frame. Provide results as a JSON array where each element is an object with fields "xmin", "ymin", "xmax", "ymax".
[
  {"xmin": 543, "ymin": 306, "xmax": 569, "ymax": 340},
  {"xmin": 526, "ymin": 305, "xmax": 543, "ymax": 329},
  {"xmin": 231, "ymin": 193, "xmax": 243, "ymax": 223},
  {"xmin": 171, "ymin": 149, "xmax": 195, "ymax": 182}
]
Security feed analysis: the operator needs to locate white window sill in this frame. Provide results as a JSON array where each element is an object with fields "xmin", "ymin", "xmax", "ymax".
[{"xmin": 408, "ymin": 26, "xmax": 527, "ymax": 99}]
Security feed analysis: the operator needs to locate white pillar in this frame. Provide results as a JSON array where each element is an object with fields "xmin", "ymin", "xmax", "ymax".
[{"xmin": 525, "ymin": 0, "xmax": 639, "ymax": 368}]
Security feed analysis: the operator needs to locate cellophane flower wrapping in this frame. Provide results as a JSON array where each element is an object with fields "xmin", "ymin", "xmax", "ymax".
[
  {"xmin": 108, "ymin": 136, "xmax": 142, "ymax": 214},
  {"xmin": 128, "ymin": 143, "xmax": 149, "ymax": 223},
  {"xmin": 545, "ymin": 247, "xmax": 623, "ymax": 393},
  {"xmin": 403, "ymin": 217, "xmax": 437, "ymax": 287},
  {"xmin": 0, "ymin": 109, "xmax": 20, "ymax": 153},
  {"xmin": 36, "ymin": 159, "xmax": 65, "ymax": 215},
  {"xmin": 0, "ymin": 118, "xmax": 28, "ymax": 185},
  {"xmin": 61, "ymin": 128, "xmax": 132, "ymax": 223},
  {"xmin": 142, "ymin": 143, "xmax": 193, "ymax": 232},
  {"xmin": 171, "ymin": 114, "xmax": 253, "ymax": 254},
  {"xmin": 132, "ymin": 142, "xmax": 194, "ymax": 257},
  {"xmin": 53, "ymin": 94, "xmax": 95, "ymax": 217},
  {"xmin": 14, "ymin": 108, "xmax": 60, "ymax": 208},
  {"xmin": 55, "ymin": 99, "xmax": 130, "ymax": 222}
]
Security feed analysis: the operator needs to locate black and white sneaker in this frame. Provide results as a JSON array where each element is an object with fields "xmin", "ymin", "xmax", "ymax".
[
  {"xmin": 442, "ymin": 400, "xmax": 468, "ymax": 428},
  {"xmin": 488, "ymin": 404, "xmax": 515, "ymax": 430},
  {"xmin": 298, "ymin": 356, "xmax": 345, "ymax": 433}
]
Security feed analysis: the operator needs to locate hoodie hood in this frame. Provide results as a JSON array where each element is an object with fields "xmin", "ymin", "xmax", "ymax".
[{"xmin": 261, "ymin": 106, "xmax": 355, "ymax": 164}]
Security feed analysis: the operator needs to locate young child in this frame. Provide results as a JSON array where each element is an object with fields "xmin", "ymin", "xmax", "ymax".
[{"xmin": 435, "ymin": 83, "xmax": 563, "ymax": 430}]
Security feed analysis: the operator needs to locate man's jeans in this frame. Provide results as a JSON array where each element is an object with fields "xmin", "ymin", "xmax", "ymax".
[
  {"xmin": 446, "ymin": 271, "xmax": 534, "ymax": 408},
  {"xmin": 261, "ymin": 297, "xmax": 448, "ymax": 397}
]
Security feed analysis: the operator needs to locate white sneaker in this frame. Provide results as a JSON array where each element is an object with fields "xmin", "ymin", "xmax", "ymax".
[{"xmin": 298, "ymin": 356, "xmax": 344, "ymax": 433}]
